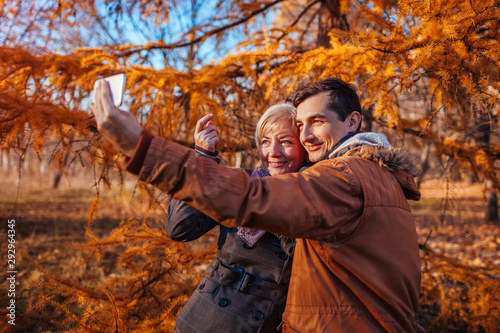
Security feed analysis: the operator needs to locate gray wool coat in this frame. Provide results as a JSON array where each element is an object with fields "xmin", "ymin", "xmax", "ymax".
[{"xmin": 167, "ymin": 198, "xmax": 294, "ymax": 333}]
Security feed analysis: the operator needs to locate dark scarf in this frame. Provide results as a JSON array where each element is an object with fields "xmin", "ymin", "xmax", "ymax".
[
  {"xmin": 300, "ymin": 131, "xmax": 390, "ymax": 172},
  {"xmin": 237, "ymin": 165, "xmax": 295, "ymax": 255},
  {"xmin": 237, "ymin": 166, "xmax": 270, "ymax": 246}
]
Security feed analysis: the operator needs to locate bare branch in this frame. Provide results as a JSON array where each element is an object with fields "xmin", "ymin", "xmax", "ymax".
[{"xmin": 109, "ymin": 0, "xmax": 285, "ymax": 58}]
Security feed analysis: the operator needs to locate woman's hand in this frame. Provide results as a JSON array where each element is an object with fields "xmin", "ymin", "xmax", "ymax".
[
  {"xmin": 194, "ymin": 114, "xmax": 220, "ymax": 153},
  {"xmin": 91, "ymin": 80, "xmax": 143, "ymax": 157}
]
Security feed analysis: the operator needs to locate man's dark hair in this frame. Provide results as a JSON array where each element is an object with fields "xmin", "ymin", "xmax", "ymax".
[{"xmin": 292, "ymin": 78, "xmax": 362, "ymax": 130}]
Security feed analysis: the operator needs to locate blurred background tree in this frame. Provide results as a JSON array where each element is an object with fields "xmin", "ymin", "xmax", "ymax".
[{"xmin": 1, "ymin": 0, "xmax": 500, "ymax": 332}]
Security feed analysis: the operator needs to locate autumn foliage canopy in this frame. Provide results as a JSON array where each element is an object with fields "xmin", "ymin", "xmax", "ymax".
[{"xmin": 1, "ymin": 0, "xmax": 499, "ymax": 183}]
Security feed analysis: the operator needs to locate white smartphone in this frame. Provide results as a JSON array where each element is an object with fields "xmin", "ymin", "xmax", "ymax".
[{"xmin": 93, "ymin": 73, "xmax": 126, "ymax": 107}]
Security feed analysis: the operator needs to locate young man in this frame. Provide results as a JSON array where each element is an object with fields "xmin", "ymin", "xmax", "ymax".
[{"xmin": 92, "ymin": 78, "xmax": 422, "ymax": 332}]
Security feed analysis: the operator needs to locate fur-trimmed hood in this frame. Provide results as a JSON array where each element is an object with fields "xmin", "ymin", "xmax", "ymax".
[
  {"xmin": 334, "ymin": 132, "xmax": 422, "ymax": 201},
  {"xmin": 349, "ymin": 145, "xmax": 421, "ymax": 178},
  {"xmin": 348, "ymin": 145, "xmax": 421, "ymax": 201}
]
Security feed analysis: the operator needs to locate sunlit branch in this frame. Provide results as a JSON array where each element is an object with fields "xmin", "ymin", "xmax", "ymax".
[{"xmin": 110, "ymin": 0, "xmax": 285, "ymax": 58}]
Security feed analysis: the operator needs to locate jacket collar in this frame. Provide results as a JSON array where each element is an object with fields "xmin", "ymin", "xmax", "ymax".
[
  {"xmin": 312, "ymin": 132, "xmax": 391, "ymax": 163},
  {"xmin": 328, "ymin": 132, "xmax": 390, "ymax": 159},
  {"xmin": 301, "ymin": 132, "xmax": 421, "ymax": 200},
  {"xmin": 316, "ymin": 132, "xmax": 360, "ymax": 163}
]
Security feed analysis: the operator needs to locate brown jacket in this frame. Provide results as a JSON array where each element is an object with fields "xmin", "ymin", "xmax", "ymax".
[{"xmin": 127, "ymin": 133, "xmax": 421, "ymax": 332}]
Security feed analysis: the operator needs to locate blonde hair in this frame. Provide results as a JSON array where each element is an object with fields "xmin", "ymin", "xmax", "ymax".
[{"xmin": 255, "ymin": 103, "xmax": 299, "ymax": 147}]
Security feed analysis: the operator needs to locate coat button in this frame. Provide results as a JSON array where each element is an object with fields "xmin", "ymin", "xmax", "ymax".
[
  {"xmin": 218, "ymin": 298, "xmax": 229, "ymax": 307},
  {"xmin": 278, "ymin": 251, "xmax": 287, "ymax": 260},
  {"xmin": 199, "ymin": 283, "xmax": 205, "ymax": 290},
  {"xmin": 253, "ymin": 311, "xmax": 264, "ymax": 320}
]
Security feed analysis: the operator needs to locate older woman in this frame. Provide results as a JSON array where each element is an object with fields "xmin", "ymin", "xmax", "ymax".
[{"xmin": 167, "ymin": 103, "xmax": 306, "ymax": 333}]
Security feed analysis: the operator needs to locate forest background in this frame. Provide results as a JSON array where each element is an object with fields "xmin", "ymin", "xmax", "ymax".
[{"xmin": 0, "ymin": 0, "xmax": 499, "ymax": 332}]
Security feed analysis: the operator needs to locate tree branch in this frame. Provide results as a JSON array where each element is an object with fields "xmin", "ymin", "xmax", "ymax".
[
  {"xmin": 109, "ymin": 0, "xmax": 285, "ymax": 58},
  {"xmin": 277, "ymin": 0, "xmax": 322, "ymax": 42}
]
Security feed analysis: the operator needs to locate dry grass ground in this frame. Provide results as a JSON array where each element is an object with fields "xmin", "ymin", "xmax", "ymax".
[
  {"xmin": 0, "ymin": 170, "xmax": 499, "ymax": 332},
  {"xmin": 412, "ymin": 178, "xmax": 500, "ymax": 267}
]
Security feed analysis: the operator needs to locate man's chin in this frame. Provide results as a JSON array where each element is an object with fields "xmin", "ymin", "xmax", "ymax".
[{"xmin": 307, "ymin": 152, "xmax": 323, "ymax": 163}]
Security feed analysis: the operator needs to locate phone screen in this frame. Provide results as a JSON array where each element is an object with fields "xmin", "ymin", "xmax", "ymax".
[{"xmin": 93, "ymin": 73, "xmax": 126, "ymax": 107}]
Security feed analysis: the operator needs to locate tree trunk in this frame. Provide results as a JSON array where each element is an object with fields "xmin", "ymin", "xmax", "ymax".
[
  {"xmin": 53, "ymin": 135, "xmax": 73, "ymax": 189},
  {"xmin": 475, "ymin": 112, "xmax": 498, "ymax": 222},
  {"xmin": 486, "ymin": 190, "xmax": 499, "ymax": 222},
  {"xmin": 317, "ymin": 0, "xmax": 349, "ymax": 48},
  {"xmin": 417, "ymin": 142, "xmax": 431, "ymax": 189}
]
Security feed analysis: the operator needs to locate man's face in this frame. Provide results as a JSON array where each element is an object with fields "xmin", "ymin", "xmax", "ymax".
[{"xmin": 296, "ymin": 92, "xmax": 356, "ymax": 163}]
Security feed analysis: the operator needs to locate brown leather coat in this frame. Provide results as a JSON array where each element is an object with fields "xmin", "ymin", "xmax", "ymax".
[{"xmin": 127, "ymin": 133, "xmax": 421, "ymax": 333}]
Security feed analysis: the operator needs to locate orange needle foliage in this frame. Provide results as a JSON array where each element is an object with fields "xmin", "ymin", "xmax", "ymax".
[{"xmin": 1, "ymin": 0, "xmax": 499, "ymax": 187}]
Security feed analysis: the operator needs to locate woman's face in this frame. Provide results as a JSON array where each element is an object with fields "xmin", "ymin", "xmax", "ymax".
[{"xmin": 259, "ymin": 122, "xmax": 306, "ymax": 176}]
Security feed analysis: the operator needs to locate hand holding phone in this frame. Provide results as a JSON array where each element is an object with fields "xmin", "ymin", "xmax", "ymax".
[
  {"xmin": 93, "ymin": 73, "xmax": 126, "ymax": 107},
  {"xmin": 91, "ymin": 74, "xmax": 142, "ymax": 157}
]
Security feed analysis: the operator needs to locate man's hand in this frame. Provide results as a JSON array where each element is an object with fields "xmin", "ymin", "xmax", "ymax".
[
  {"xmin": 91, "ymin": 80, "xmax": 143, "ymax": 157},
  {"xmin": 194, "ymin": 114, "xmax": 219, "ymax": 153}
]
